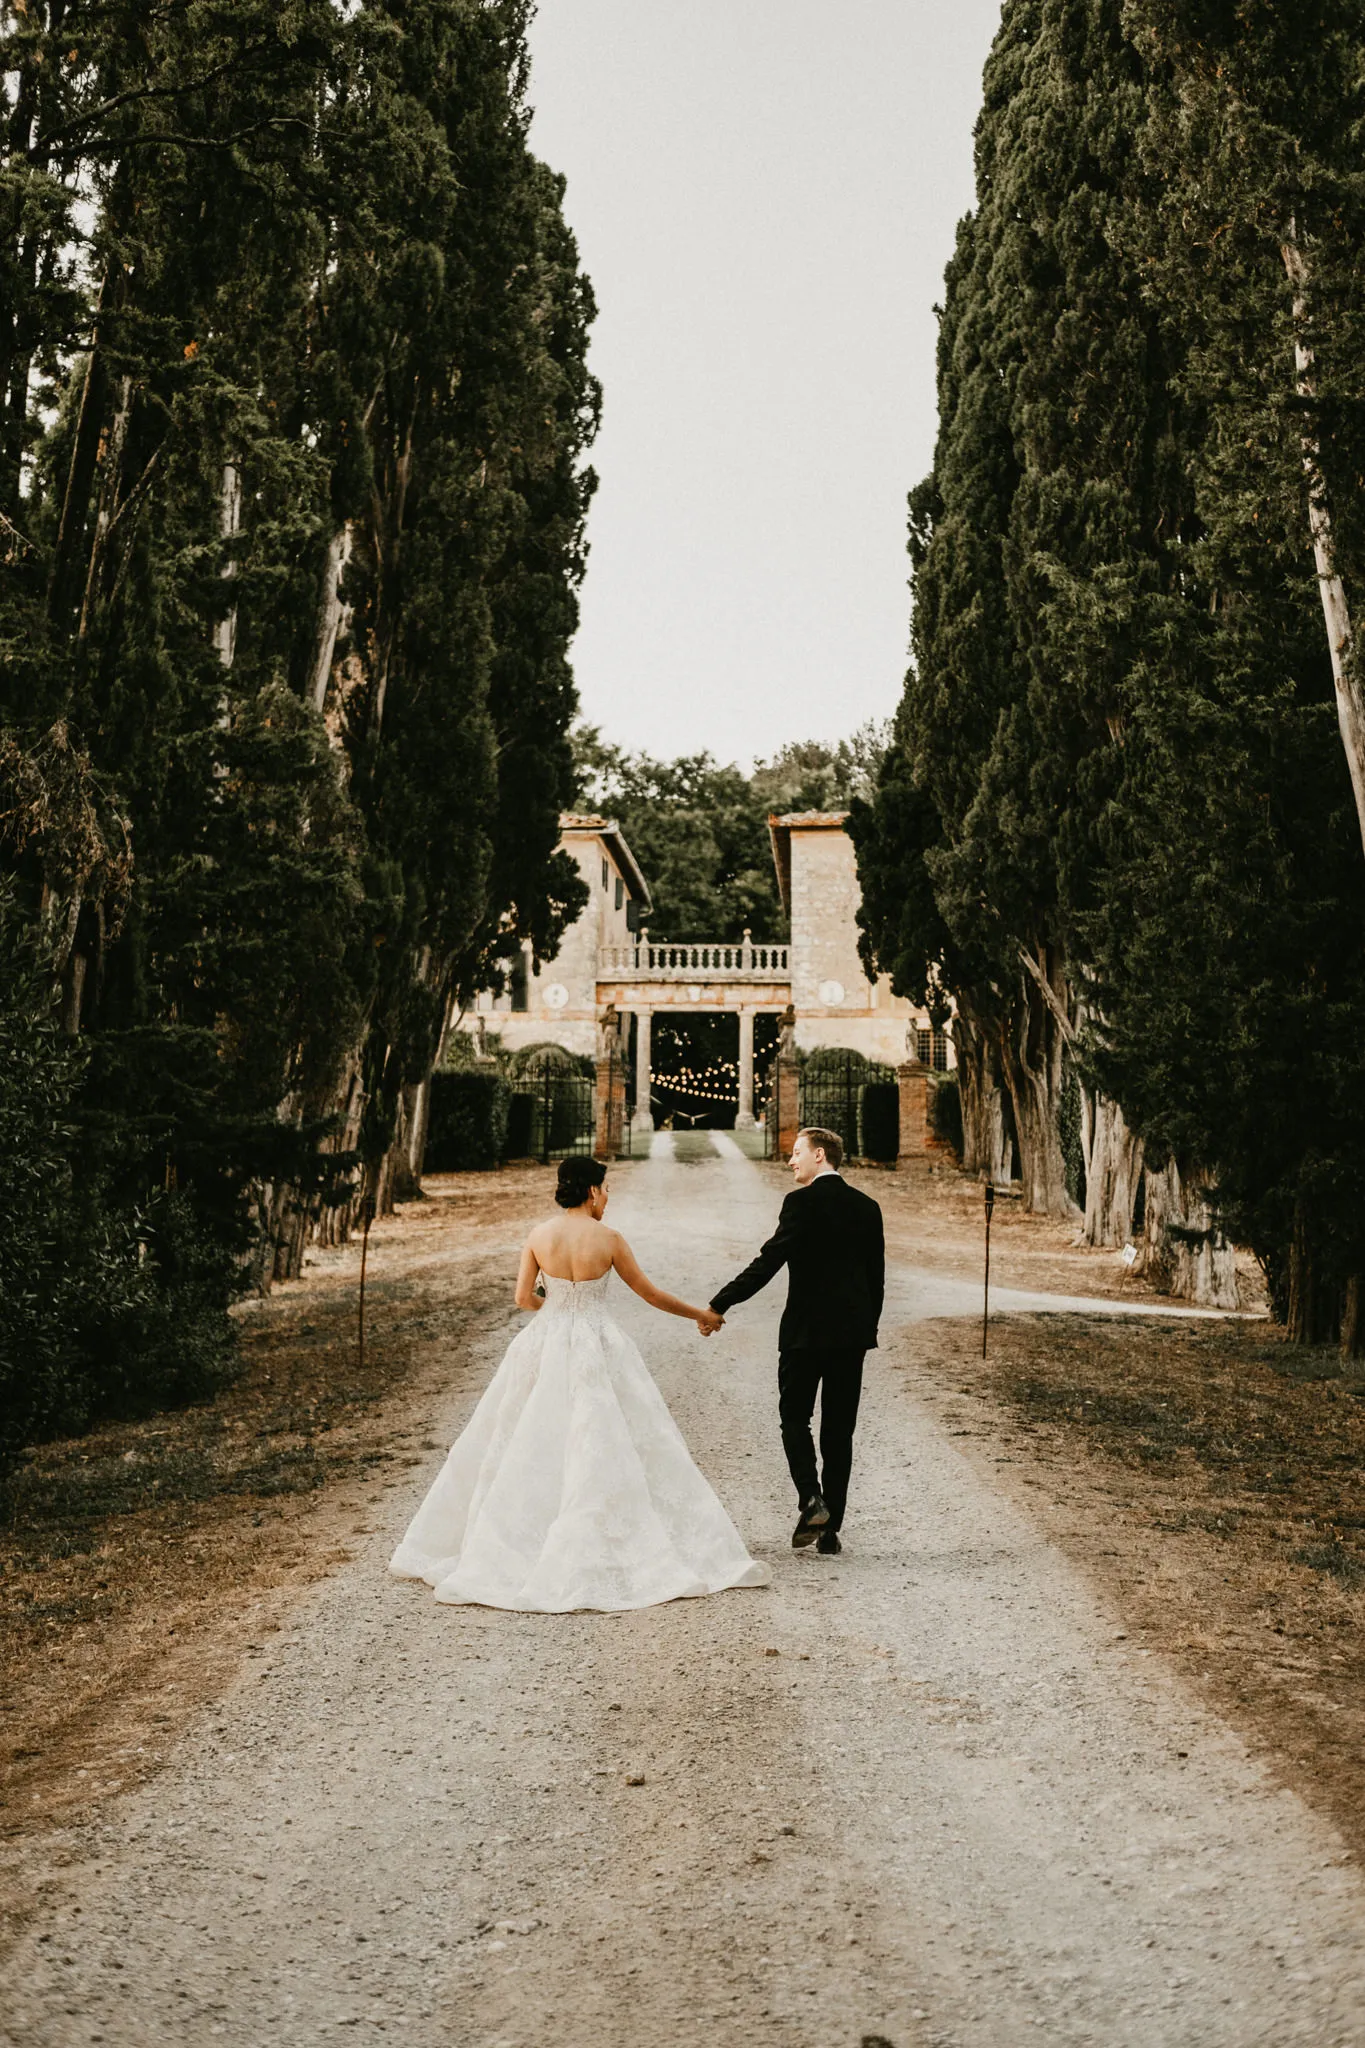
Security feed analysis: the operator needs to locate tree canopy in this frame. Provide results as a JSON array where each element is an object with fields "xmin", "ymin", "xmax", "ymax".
[
  {"xmin": 0, "ymin": 0, "xmax": 596, "ymax": 1462},
  {"xmin": 855, "ymin": 0, "xmax": 1365, "ymax": 1332},
  {"xmin": 575, "ymin": 725, "xmax": 887, "ymax": 943}
]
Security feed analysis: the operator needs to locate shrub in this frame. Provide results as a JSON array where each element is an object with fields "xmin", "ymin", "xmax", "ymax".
[
  {"xmin": 425, "ymin": 1070, "xmax": 510, "ymax": 1171},
  {"xmin": 929, "ymin": 1072, "xmax": 963, "ymax": 1159},
  {"xmin": 804, "ymin": 1045, "xmax": 872, "ymax": 1081},
  {"xmin": 0, "ymin": 894, "xmax": 243, "ymax": 1474}
]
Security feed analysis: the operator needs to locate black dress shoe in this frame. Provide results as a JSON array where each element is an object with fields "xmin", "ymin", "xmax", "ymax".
[
  {"xmin": 791, "ymin": 1494, "xmax": 830, "ymax": 1548},
  {"xmin": 816, "ymin": 1528, "xmax": 842, "ymax": 1556}
]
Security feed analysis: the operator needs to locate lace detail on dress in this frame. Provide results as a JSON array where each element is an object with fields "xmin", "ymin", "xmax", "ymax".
[
  {"xmin": 537, "ymin": 1272, "xmax": 613, "ymax": 1326},
  {"xmin": 389, "ymin": 1268, "xmax": 769, "ymax": 1613}
]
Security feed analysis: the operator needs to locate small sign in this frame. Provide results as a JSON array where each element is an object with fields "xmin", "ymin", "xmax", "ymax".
[
  {"xmin": 818, "ymin": 979, "xmax": 846, "ymax": 1006},
  {"xmin": 542, "ymin": 982, "xmax": 569, "ymax": 1009},
  {"xmin": 1121, "ymin": 1242, "xmax": 1138, "ymax": 1267}
]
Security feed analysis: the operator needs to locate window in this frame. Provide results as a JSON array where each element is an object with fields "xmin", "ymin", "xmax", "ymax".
[
  {"xmin": 602, "ymin": 857, "xmax": 609, "ymax": 889},
  {"xmin": 510, "ymin": 948, "xmax": 528, "ymax": 1013},
  {"xmin": 917, "ymin": 1026, "xmax": 949, "ymax": 1070},
  {"xmin": 615, "ymin": 877, "xmax": 624, "ymax": 911}
]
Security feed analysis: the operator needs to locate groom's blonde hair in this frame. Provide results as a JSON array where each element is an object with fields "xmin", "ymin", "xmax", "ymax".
[{"xmin": 798, "ymin": 1126, "xmax": 843, "ymax": 1170}]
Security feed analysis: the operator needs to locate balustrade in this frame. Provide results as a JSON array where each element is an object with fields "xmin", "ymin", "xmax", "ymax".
[{"xmin": 597, "ymin": 931, "xmax": 790, "ymax": 980}]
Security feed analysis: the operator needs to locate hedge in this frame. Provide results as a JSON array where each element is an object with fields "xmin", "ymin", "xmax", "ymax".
[{"xmin": 426, "ymin": 1070, "xmax": 510, "ymax": 1171}]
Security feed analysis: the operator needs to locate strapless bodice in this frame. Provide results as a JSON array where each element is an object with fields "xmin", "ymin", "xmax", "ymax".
[{"xmin": 539, "ymin": 1271, "xmax": 613, "ymax": 1318}]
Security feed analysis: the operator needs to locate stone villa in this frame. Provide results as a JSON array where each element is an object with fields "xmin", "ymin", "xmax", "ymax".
[{"xmin": 471, "ymin": 809, "xmax": 949, "ymax": 1126}]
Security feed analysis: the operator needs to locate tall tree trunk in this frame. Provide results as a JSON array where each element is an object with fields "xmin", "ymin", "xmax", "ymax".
[
  {"xmin": 76, "ymin": 373, "xmax": 133, "ymax": 642},
  {"xmin": 385, "ymin": 1077, "xmax": 431, "ymax": 1204},
  {"xmin": 1281, "ymin": 227, "xmax": 1365, "ymax": 857},
  {"xmin": 950, "ymin": 1006, "xmax": 991, "ymax": 1175},
  {"xmin": 1142, "ymin": 1159, "xmax": 1240, "ymax": 1309},
  {"xmin": 309, "ymin": 524, "xmax": 353, "ymax": 711},
  {"xmin": 953, "ymin": 1002, "xmax": 1013, "ymax": 1184},
  {"xmin": 1000, "ymin": 945, "xmax": 1075, "ymax": 1218},
  {"xmin": 1082, "ymin": 1093, "xmax": 1144, "ymax": 1248},
  {"xmin": 47, "ymin": 269, "xmax": 115, "ymax": 622},
  {"xmin": 212, "ymin": 461, "xmax": 243, "ymax": 670},
  {"xmin": 987, "ymin": 1088, "xmax": 1014, "ymax": 1188}
]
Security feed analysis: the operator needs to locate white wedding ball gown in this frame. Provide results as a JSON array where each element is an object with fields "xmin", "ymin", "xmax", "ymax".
[{"xmin": 390, "ymin": 1272, "xmax": 770, "ymax": 1612}]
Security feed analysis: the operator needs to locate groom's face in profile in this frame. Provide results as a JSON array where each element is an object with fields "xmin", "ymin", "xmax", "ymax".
[{"xmin": 788, "ymin": 1132, "xmax": 827, "ymax": 1186}]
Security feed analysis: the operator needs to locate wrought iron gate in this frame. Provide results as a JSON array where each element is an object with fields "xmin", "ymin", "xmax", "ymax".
[{"xmin": 765, "ymin": 1051, "xmax": 898, "ymax": 1163}]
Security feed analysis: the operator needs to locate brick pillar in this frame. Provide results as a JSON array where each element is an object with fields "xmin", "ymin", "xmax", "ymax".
[
  {"xmin": 595, "ymin": 1053, "xmax": 626, "ymax": 1159},
  {"xmin": 898, "ymin": 1060, "xmax": 931, "ymax": 1167},
  {"xmin": 776, "ymin": 1059, "xmax": 801, "ymax": 1160}
]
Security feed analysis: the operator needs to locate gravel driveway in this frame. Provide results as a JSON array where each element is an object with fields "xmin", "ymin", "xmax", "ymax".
[{"xmin": 5, "ymin": 1140, "xmax": 1364, "ymax": 2047}]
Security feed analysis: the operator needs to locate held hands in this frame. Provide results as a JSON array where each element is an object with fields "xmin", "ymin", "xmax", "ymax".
[{"xmin": 695, "ymin": 1307, "xmax": 725, "ymax": 1337}]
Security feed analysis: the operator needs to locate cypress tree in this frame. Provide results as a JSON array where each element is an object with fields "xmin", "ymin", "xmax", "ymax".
[
  {"xmin": 1081, "ymin": 1, "xmax": 1365, "ymax": 1336},
  {"xmin": 0, "ymin": 0, "xmax": 599, "ymax": 1443}
]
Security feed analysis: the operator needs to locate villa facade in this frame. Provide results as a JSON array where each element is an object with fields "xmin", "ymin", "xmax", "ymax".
[{"xmin": 471, "ymin": 807, "xmax": 949, "ymax": 1126}]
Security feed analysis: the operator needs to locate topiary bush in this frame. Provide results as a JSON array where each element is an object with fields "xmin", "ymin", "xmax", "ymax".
[
  {"xmin": 804, "ymin": 1045, "xmax": 872, "ymax": 1081},
  {"xmin": 425, "ymin": 1070, "xmax": 510, "ymax": 1171}
]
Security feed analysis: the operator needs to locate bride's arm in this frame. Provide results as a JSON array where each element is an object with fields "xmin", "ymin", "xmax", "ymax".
[
  {"xmin": 612, "ymin": 1235, "xmax": 722, "ymax": 1333},
  {"xmin": 514, "ymin": 1240, "xmax": 544, "ymax": 1312}
]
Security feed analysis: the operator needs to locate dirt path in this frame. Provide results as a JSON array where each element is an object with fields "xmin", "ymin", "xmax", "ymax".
[{"xmin": 5, "ymin": 1143, "xmax": 1365, "ymax": 2047}]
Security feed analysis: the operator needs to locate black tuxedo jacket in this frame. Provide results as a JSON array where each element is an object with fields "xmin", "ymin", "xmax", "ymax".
[{"xmin": 710, "ymin": 1171, "xmax": 885, "ymax": 1352}]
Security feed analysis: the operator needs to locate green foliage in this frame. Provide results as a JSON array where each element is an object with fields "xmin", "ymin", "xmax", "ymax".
[
  {"xmin": 854, "ymin": 0, "xmax": 1365, "ymax": 1314},
  {"xmin": 509, "ymin": 1040, "xmax": 593, "ymax": 1079},
  {"xmin": 0, "ymin": 0, "xmax": 597, "ymax": 1455},
  {"xmin": 425, "ymin": 1070, "xmax": 510, "ymax": 1172},
  {"xmin": 574, "ymin": 724, "xmax": 888, "ymax": 943},
  {"xmin": 804, "ymin": 1046, "xmax": 872, "ymax": 1080},
  {"xmin": 0, "ymin": 888, "xmax": 239, "ymax": 1475}
]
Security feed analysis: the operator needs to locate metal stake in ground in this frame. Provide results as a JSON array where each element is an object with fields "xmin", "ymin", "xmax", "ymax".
[
  {"xmin": 357, "ymin": 1189, "xmax": 378, "ymax": 1371},
  {"xmin": 982, "ymin": 1180, "xmax": 995, "ymax": 1358}
]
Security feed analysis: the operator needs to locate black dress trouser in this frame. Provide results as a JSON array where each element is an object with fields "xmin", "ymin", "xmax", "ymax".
[{"xmin": 777, "ymin": 1347, "xmax": 866, "ymax": 1530}]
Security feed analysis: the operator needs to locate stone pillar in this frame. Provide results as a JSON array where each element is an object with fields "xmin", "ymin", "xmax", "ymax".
[
  {"xmin": 595, "ymin": 1005, "xmax": 626, "ymax": 1159},
  {"xmin": 632, "ymin": 1007, "xmax": 654, "ymax": 1132},
  {"xmin": 735, "ymin": 1009, "xmax": 756, "ymax": 1129},
  {"xmin": 776, "ymin": 1059, "xmax": 801, "ymax": 1161},
  {"xmin": 897, "ymin": 1059, "xmax": 931, "ymax": 1167}
]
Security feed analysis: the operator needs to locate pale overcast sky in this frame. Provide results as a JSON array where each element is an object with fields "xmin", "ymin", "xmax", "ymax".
[{"xmin": 524, "ymin": 0, "xmax": 1004, "ymax": 767}]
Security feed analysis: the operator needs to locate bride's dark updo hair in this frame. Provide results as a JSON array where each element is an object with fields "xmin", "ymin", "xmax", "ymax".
[{"xmin": 555, "ymin": 1156, "xmax": 607, "ymax": 1210}]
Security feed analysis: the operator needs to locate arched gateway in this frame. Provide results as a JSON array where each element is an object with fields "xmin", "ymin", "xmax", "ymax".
[{"xmin": 471, "ymin": 809, "xmax": 946, "ymax": 1131}]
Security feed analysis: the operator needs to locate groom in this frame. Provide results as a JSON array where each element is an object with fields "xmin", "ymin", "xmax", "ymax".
[{"xmin": 708, "ymin": 1126, "xmax": 884, "ymax": 1556}]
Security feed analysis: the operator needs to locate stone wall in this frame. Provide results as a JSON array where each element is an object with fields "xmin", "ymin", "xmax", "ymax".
[
  {"xmin": 786, "ymin": 820, "xmax": 918, "ymax": 1066},
  {"xmin": 476, "ymin": 821, "xmax": 639, "ymax": 1061}
]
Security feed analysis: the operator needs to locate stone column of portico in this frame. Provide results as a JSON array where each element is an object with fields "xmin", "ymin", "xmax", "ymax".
[
  {"xmin": 632, "ymin": 1007, "xmax": 655, "ymax": 1132},
  {"xmin": 735, "ymin": 1008, "xmax": 756, "ymax": 1129}
]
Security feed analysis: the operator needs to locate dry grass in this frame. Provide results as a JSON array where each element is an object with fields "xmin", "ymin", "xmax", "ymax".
[
  {"xmin": 860, "ymin": 1157, "xmax": 1266, "ymax": 1307},
  {"xmin": 907, "ymin": 1309, "xmax": 1365, "ymax": 1861}
]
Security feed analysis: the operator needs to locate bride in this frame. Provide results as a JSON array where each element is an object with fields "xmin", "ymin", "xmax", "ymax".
[{"xmin": 389, "ymin": 1154, "xmax": 769, "ymax": 1612}]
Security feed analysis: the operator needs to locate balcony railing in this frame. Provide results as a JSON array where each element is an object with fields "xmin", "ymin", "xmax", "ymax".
[{"xmin": 599, "ymin": 937, "xmax": 790, "ymax": 981}]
